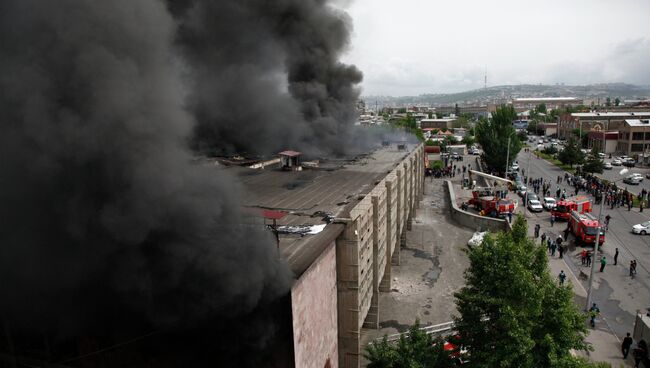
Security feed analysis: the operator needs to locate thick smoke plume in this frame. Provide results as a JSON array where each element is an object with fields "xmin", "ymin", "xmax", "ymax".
[
  {"xmin": 0, "ymin": 0, "xmax": 293, "ymax": 364},
  {"xmin": 1, "ymin": 0, "xmax": 370, "ymax": 364},
  {"xmin": 168, "ymin": 0, "xmax": 365, "ymax": 157}
]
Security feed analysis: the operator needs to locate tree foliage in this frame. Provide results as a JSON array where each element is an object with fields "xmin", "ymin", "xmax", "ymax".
[
  {"xmin": 517, "ymin": 130, "xmax": 528, "ymax": 142},
  {"xmin": 454, "ymin": 216, "xmax": 591, "ymax": 368},
  {"xmin": 582, "ymin": 147, "xmax": 604, "ymax": 174},
  {"xmin": 558, "ymin": 137, "xmax": 585, "ymax": 168},
  {"xmin": 475, "ymin": 105, "xmax": 521, "ymax": 172},
  {"xmin": 364, "ymin": 320, "xmax": 455, "ymax": 368}
]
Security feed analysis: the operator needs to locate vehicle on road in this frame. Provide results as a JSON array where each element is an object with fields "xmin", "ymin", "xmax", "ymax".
[
  {"xmin": 551, "ymin": 195, "xmax": 592, "ymax": 220},
  {"xmin": 612, "ymin": 159, "xmax": 622, "ymax": 166},
  {"xmin": 623, "ymin": 158, "xmax": 636, "ymax": 167},
  {"xmin": 543, "ymin": 197, "xmax": 556, "ymax": 210},
  {"xmin": 517, "ymin": 185, "xmax": 527, "ymax": 197},
  {"xmin": 527, "ymin": 199, "xmax": 544, "ymax": 212},
  {"xmin": 623, "ymin": 175, "xmax": 642, "ymax": 185},
  {"xmin": 647, "ymin": 173, "xmax": 650, "ymax": 179},
  {"xmin": 603, "ymin": 162, "xmax": 613, "ymax": 170},
  {"xmin": 632, "ymin": 221, "xmax": 650, "ymax": 235},
  {"xmin": 569, "ymin": 211, "xmax": 605, "ymax": 246},
  {"xmin": 511, "ymin": 163, "xmax": 519, "ymax": 171},
  {"xmin": 467, "ymin": 170, "xmax": 516, "ymax": 218},
  {"xmin": 598, "ymin": 153, "xmax": 606, "ymax": 158},
  {"xmin": 526, "ymin": 192, "xmax": 539, "ymax": 203},
  {"xmin": 631, "ymin": 173, "xmax": 644, "ymax": 181}
]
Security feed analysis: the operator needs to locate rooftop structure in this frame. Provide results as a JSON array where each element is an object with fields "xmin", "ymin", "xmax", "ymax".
[{"xmin": 229, "ymin": 143, "xmax": 425, "ymax": 367}]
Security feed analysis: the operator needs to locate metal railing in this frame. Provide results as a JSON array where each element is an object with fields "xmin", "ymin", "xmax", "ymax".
[{"xmin": 375, "ymin": 321, "xmax": 456, "ymax": 344}]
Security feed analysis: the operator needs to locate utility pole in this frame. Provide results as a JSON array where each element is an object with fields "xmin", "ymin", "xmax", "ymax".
[
  {"xmin": 524, "ymin": 149, "xmax": 531, "ymax": 217},
  {"xmin": 504, "ymin": 136, "xmax": 511, "ymax": 180}
]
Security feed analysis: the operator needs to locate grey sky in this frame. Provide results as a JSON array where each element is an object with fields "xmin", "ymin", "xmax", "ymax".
[{"xmin": 341, "ymin": 0, "xmax": 650, "ymax": 96}]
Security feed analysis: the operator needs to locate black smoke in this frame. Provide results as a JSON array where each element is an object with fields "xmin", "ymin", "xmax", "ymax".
[
  {"xmin": 0, "ymin": 0, "xmax": 293, "ymax": 364},
  {"xmin": 168, "ymin": 0, "xmax": 367, "ymax": 157}
]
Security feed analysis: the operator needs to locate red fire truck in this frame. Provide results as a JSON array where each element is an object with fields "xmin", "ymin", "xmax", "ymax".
[
  {"xmin": 568, "ymin": 211, "xmax": 605, "ymax": 246},
  {"xmin": 467, "ymin": 170, "xmax": 516, "ymax": 218},
  {"xmin": 551, "ymin": 195, "xmax": 592, "ymax": 220}
]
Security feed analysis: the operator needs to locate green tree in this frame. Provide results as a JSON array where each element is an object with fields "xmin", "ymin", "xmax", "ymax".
[
  {"xmin": 605, "ymin": 97, "xmax": 611, "ymax": 107},
  {"xmin": 454, "ymin": 216, "xmax": 591, "ymax": 368},
  {"xmin": 614, "ymin": 97, "xmax": 621, "ymax": 106},
  {"xmin": 517, "ymin": 130, "xmax": 528, "ymax": 142},
  {"xmin": 475, "ymin": 105, "xmax": 522, "ymax": 172},
  {"xmin": 364, "ymin": 320, "xmax": 455, "ymax": 368},
  {"xmin": 462, "ymin": 135, "xmax": 476, "ymax": 147},
  {"xmin": 582, "ymin": 147, "xmax": 604, "ymax": 174},
  {"xmin": 558, "ymin": 137, "xmax": 585, "ymax": 168},
  {"xmin": 571, "ymin": 128, "xmax": 588, "ymax": 148},
  {"xmin": 536, "ymin": 103, "xmax": 547, "ymax": 114}
]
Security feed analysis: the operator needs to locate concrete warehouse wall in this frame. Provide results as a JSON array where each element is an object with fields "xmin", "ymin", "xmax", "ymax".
[
  {"xmin": 291, "ymin": 241, "xmax": 339, "ymax": 368},
  {"xmin": 336, "ymin": 144, "xmax": 424, "ymax": 368},
  {"xmin": 445, "ymin": 180, "xmax": 510, "ymax": 232}
]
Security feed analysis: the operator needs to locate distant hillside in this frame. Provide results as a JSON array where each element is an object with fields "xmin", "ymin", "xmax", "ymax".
[{"xmin": 364, "ymin": 83, "xmax": 650, "ymax": 108}]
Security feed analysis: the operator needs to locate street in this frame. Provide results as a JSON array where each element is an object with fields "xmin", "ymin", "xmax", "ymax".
[{"xmin": 515, "ymin": 149, "xmax": 650, "ymax": 346}]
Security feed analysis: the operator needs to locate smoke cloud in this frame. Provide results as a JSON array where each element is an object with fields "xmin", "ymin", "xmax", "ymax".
[
  {"xmin": 0, "ymin": 0, "xmax": 375, "ymax": 364},
  {"xmin": 168, "ymin": 0, "xmax": 365, "ymax": 157},
  {"xmin": 0, "ymin": 0, "xmax": 291, "ymax": 363}
]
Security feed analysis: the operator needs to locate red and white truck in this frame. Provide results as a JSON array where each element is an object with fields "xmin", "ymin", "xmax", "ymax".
[
  {"xmin": 568, "ymin": 210, "xmax": 605, "ymax": 246},
  {"xmin": 551, "ymin": 195, "xmax": 592, "ymax": 221}
]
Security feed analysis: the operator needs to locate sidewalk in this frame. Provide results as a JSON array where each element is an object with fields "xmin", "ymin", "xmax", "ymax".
[{"xmin": 536, "ymin": 232, "xmax": 634, "ymax": 367}]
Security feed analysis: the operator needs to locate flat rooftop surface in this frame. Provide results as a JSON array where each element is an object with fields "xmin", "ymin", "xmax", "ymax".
[{"xmin": 231, "ymin": 145, "xmax": 418, "ymax": 277}]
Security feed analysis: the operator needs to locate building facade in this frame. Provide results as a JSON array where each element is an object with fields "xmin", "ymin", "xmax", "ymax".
[{"xmin": 617, "ymin": 119, "xmax": 650, "ymax": 156}]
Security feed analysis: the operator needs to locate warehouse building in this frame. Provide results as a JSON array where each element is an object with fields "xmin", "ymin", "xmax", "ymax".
[{"xmin": 236, "ymin": 143, "xmax": 425, "ymax": 368}]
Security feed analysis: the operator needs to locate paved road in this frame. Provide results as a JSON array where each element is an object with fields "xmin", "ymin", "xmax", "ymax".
[{"xmin": 515, "ymin": 150, "xmax": 650, "ymax": 343}]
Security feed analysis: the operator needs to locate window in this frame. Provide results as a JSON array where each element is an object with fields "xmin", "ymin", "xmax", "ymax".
[
  {"xmin": 632, "ymin": 132, "xmax": 645, "ymax": 140},
  {"xmin": 631, "ymin": 143, "xmax": 644, "ymax": 152}
]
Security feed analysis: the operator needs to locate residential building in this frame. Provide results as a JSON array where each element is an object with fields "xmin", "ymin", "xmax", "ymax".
[{"xmin": 617, "ymin": 119, "xmax": 650, "ymax": 157}]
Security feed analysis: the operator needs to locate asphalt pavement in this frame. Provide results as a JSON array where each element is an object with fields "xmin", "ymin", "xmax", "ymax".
[{"xmin": 514, "ymin": 149, "xmax": 650, "ymax": 366}]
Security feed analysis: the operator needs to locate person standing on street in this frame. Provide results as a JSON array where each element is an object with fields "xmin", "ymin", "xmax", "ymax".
[
  {"xmin": 564, "ymin": 223, "xmax": 570, "ymax": 240},
  {"xmin": 541, "ymin": 232, "xmax": 546, "ymax": 246},
  {"xmin": 581, "ymin": 249, "xmax": 587, "ymax": 266},
  {"xmin": 600, "ymin": 256, "xmax": 607, "ymax": 272},
  {"xmin": 614, "ymin": 248, "xmax": 619, "ymax": 265},
  {"xmin": 586, "ymin": 251, "xmax": 592, "ymax": 267},
  {"xmin": 550, "ymin": 215, "xmax": 555, "ymax": 227},
  {"xmin": 633, "ymin": 339, "xmax": 648, "ymax": 368},
  {"xmin": 550, "ymin": 239, "xmax": 557, "ymax": 256},
  {"xmin": 630, "ymin": 260, "xmax": 637, "ymax": 278},
  {"xmin": 558, "ymin": 270, "xmax": 566, "ymax": 285},
  {"xmin": 623, "ymin": 332, "xmax": 634, "ymax": 359},
  {"xmin": 589, "ymin": 303, "xmax": 600, "ymax": 328},
  {"xmin": 534, "ymin": 224, "xmax": 540, "ymax": 238}
]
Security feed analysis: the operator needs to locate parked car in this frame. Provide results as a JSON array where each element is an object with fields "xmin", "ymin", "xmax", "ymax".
[
  {"xmin": 623, "ymin": 175, "xmax": 642, "ymax": 185},
  {"xmin": 623, "ymin": 158, "xmax": 636, "ymax": 167},
  {"xmin": 511, "ymin": 162, "xmax": 519, "ymax": 170},
  {"xmin": 603, "ymin": 162, "xmax": 613, "ymax": 170},
  {"xmin": 527, "ymin": 199, "xmax": 544, "ymax": 212},
  {"xmin": 612, "ymin": 159, "xmax": 622, "ymax": 166},
  {"xmin": 630, "ymin": 173, "xmax": 644, "ymax": 182},
  {"xmin": 598, "ymin": 153, "xmax": 606, "ymax": 158},
  {"xmin": 525, "ymin": 192, "xmax": 539, "ymax": 203},
  {"xmin": 632, "ymin": 221, "xmax": 650, "ymax": 235},
  {"xmin": 543, "ymin": 197, "xmax": 557, "ymax": 210},
  {"xmin": 517, "ymin": 185, "xmax": 528, "ymax": 197}
]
